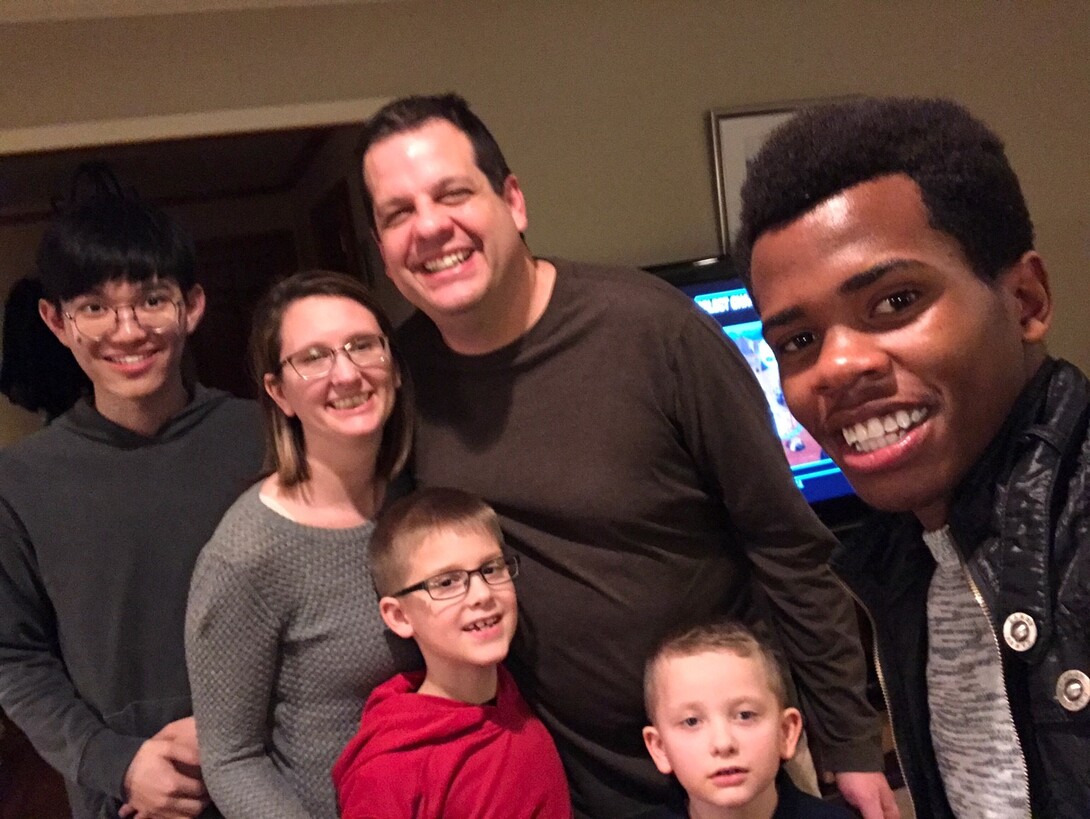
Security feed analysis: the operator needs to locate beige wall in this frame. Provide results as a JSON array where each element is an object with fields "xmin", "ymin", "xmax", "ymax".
[{"xmin": 1, "ymin": 0, "xmax": 1087, "ymax": 380}]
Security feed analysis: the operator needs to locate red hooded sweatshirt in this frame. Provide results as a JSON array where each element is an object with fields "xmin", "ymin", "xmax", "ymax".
[{"xmin": 333, "ymin": 665, "xmax": 572, "ymax": 818}]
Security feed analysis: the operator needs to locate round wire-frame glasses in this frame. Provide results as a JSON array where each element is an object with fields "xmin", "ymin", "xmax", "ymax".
[
  {"xmin": 63, "ymin": 298, "xmax": 182, "ymax": 342},
  {"xmin": 280, "ymin": 334, "xmax": 389, "ymax": 381}
]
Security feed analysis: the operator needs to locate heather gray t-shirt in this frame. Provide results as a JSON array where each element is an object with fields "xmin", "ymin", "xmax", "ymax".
[{"xmin": 923, "ymin": 526, "xmax": 1030, "ymax": 818}]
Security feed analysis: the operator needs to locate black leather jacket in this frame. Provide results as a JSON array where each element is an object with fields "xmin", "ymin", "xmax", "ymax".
[{"xmin": 832, "ymin": 358, "xmax": 1090, "ymax": 819}]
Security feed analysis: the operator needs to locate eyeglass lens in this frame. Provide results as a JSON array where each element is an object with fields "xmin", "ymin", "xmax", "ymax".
[
  {"xmin": 288, "ymin": 336, "xmax": 388, "ymax": 379},
  {"xmin": 68, "ymin": 298, "xmax": 180, "ymax": 340},
  {"xmin": 426, "ymin": 557, "xmax": 519, "ymax": 600}
]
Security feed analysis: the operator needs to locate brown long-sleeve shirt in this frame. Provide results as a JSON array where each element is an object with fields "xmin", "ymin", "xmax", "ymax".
[{"xmin": 397, "ymin": 258, "xmax": 881, "ymax": 817}]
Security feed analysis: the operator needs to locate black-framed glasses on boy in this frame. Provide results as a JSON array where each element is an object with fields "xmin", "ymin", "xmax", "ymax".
[
  {"xmin": 392, "ymin": 555, "xmax": 520, "ymax": 601},
  {"xmin": 63, "ymin": 295, "xmax": 182, "ymax": 341},
  {"xmin": 280, "ymin": 334, "xmax": 389, "ymax": 380}
]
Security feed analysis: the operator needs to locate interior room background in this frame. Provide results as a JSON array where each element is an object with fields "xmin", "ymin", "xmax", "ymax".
[{"xmin": 0, "ymin": 0, "xmax": 1087, "ymax": 444}]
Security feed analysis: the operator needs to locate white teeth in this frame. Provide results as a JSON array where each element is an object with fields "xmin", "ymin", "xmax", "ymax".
[
  {"xmin": 423, "ymin": 250, "xmax": 470, "ymax": 272},
  {"xmin": 111, "ymin": 354, "xmax": 150, "ymax": 364},
  {"xmin": 465, "ymin": 615, "xmax": 500, "ymax": 632},
  {"xmin": 841, "ymin": 407, "xmax": 930, "ymax": 453},
  {"xmin": 329, "ymin": 393, "xmax": 372, "ymax": 410}
]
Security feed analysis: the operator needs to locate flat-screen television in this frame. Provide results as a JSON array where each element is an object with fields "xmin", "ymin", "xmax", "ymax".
[{"xmin": 646, "ymin": 256, "xmax": 865, "ymax": 530}]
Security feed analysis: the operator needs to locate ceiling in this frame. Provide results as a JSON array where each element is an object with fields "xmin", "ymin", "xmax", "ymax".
[{"xmin": 0, "ymin": 125, "xmax": 346, "ymax": 222}]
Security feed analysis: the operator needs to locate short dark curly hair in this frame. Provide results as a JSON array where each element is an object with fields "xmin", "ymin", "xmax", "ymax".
[{"xmin": 733, "ymin": 97, "xmax": 1034, "ymax": 293}]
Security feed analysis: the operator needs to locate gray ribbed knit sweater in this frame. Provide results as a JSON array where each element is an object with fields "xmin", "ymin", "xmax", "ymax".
[{"xmin": 185, "ymin": 484, "xmax": 420, "ymax": 819}]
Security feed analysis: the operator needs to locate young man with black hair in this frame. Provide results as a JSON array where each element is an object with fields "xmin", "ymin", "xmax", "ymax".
[
  {"xmin": 0, "ymin": 190, "xmax": 262, "ymax": 818},
  {"xmin": 736, "ymin": 96, "xmax": 1089, "ymax": 817},
  {"xmin": 357, "ymin": 93, "xmax": 895, "ymax": 819}
]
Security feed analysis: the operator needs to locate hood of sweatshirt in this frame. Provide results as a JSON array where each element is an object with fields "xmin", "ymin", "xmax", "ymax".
[{"xmin": 55, "ymin": 384, "xmax": 240, "ymax": 449}]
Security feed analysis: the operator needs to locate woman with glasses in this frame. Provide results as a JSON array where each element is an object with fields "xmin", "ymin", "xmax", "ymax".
[{"xmin": 185, "ymin": 270, "xmax": 420, "ymax": 819}]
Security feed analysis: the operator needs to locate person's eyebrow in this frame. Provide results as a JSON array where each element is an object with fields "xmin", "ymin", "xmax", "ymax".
[
  {"xmin": 374, "ymin": 174, "xmax": 472, "ymax": 214},
  {"xmin": 424, "ymin": 552, "xmax": 504, "ymax": 577},
  {"xmin": 838, "ymin": 258, "xmax": 916, "ymax": 294},
  {"xmin": 433, "ymin": 174, "xmax": 475, "ymax": 190},
  {"xmin": 761, "ymin": 305, "xmax": 805, "ymax": 333},
  {"xmin": 667, "ymin": 700, "xmax": 705, "ymax": 713},
  {"xmin": 761, "ymin": 259, "xmax": 916, "ymax": 331},
  {"xmin": 373, "ymin": 194, "xmax": 409, "ymax": 214}
]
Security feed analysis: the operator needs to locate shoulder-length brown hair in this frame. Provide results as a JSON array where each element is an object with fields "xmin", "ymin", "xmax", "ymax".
[{"xmin": 249, "ymin": 269, "xmax": 413, "ymax": 488}]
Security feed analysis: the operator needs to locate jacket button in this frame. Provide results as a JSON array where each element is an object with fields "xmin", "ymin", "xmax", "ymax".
[
  {"xmin": 1002, "ymin": 612, "xmax": 1037, "ymax": 652},
  {"xmin": 1056, "ymin": 670, "xmax": 1090, "ymax": 712}
]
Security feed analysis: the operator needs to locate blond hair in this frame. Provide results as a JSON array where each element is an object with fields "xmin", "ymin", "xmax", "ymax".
[{"xmin": 644, "ymin": 620, "xmax": 788, "ymax": 720}]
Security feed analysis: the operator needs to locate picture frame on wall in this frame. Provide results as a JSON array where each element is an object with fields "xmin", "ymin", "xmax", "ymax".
[
  {"xmin": 708, "ymin": 102, "xmax": 799, "ymax": 255},
  {"xmin": 714, "ymin": 98, "xmax": 864, "ymax": 256}
]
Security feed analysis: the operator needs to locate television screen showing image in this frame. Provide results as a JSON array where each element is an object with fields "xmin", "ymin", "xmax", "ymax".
[{"xmin": 646, "ymin": 257, "xmax": 863, "ymax": 525}]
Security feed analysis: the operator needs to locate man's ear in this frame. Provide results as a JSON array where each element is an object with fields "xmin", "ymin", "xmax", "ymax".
[
  {"xmin": 182, "ymin": 284, "xmax": 207, "ymax": 335},
  {"xmin": 379, "ymin": 596, "xmax": 415, "ymax": 640},
  {"xmin": 778, "ymin": 707, "xmax": 804, "ymax": 761},
  {"xmin": 263, "ymin": 372, "xmax": 295, "ymax": 418},
  {"xmin": 642, "ymin": 725, "xmax": 673, "ymax": 776},
  {"xmin": 502, "ymin": 174, "xmax": 528, "ymax": 234},
  {"xmin": 38, "ymin": 299, "xmax": 74, "ymax": 350},
  {"xmin": 999, "ymin": 251, "xmax": 1052, "ymax": 344}
]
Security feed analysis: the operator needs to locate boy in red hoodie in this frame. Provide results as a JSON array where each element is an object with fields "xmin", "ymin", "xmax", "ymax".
[{"xmin": 333, "ymin": 487, "xmax": 572, "ymax": 818}]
